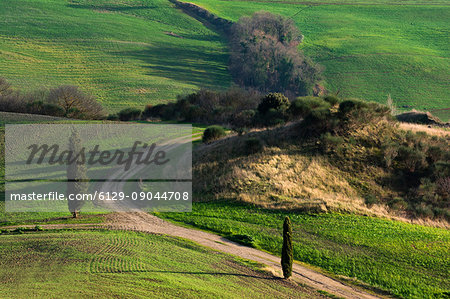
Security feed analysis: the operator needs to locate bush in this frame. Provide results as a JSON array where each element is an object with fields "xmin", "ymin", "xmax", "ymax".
[
  {"xmin": 230, "ymin": 109, "xmax": 256, "ymax": 134},
  {"xmin": 388, "ymin": 197, "xmax": 408, "ymax": 211},
  {"xmin": 47, "ymin": 85, "xmax": 105, "ymax": 119},
  {"xmin": 145, "ymin": 88, "xmax": 261, "ymax": 125},
  {"xmin": 257, "ymin": 93, "xmax": 290, "ymax": 115},
  {"xmin": 364, "ymin": 194, "xmax": 379, "ymax": 208},
  {"xmin": 435, "ymin": 177, "xmax": 450, "ymax": 198},
  {"xmin": 118, "ymin": 108, "xmax": 142, "ymax": 121},
  {"xmin": 257, "ymin": 93, "xmax": 290, "ymax": 126},
  {"xmin": 245, "ymin": 137, "xmax": 263, "ymax": 154},
  {"xmin": 107, "ymin": 113, "xmax": 119, "ymax": 121},
  {"xmin": 227, "ymin": 234, "xmax": 256, "ymax": 247},
  {"xmin": 397, "ymin": 146, "xmax": 427, "ymax": 173},
  {"xmin": 338, "ymin": 100, "xmax": 358, "ymax": 115},
  {"xmin": 320, "ymin": 132, "xmax": 344, "ymax": 153},
  {"xmin": 323, "ymin": 95, "xmax": 340, "ymax": 106},
  {"xmin": 289, "ymin": 97, "xmax": 330, "ymax": 118},
  {"xmin": 202, "ymin": 125, "xmax": 226, "ymax": 143}
]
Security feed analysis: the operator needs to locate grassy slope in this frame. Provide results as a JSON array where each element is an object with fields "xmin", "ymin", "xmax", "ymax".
[
  {"xmin": 186, "ymin": 0, "xmax": 450, "ymax": 119},
  {"xmin": 0, "ymin": 111, "xmax": 205, "ymax": 213},
  {"xmin": 0, "ymin": 0, "xmax": 231, "ymax": 111},
  {"xmin": 159, "ymin": 201, "xmax": 450, "ymax": 298},
  {"xmin": 0, "ymin": 229, "xmax": 317, "ymax": 298}
]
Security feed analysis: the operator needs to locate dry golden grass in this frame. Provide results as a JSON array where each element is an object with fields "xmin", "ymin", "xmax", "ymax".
[
  {"xmin": 399, "ymin": 122, "xmax": 450, "ymax": 137},
  {"xmin": 193, "ymin": 121, "xmax": 449, "ymax": 228}
]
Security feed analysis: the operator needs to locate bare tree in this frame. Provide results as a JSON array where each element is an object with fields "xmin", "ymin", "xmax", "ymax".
[{"xmin": 48, "ymin": 85, "xmax": 105, "ymax": 119}]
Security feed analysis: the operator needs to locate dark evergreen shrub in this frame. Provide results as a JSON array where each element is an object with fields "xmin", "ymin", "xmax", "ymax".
[
  {"xmin": 202, "ymin": 125, "xmax": 226, "ymax": 143},
  {"xmin": 118, "ymin": 108, "xmax": 142, "ymax": 121},
  {"xmin": 245, "ymin": 137, "xmax": 263, "ymax": 154},
  {"xmin": 281, "ymin": 216, "xmax": 293, "ymax": 279}
]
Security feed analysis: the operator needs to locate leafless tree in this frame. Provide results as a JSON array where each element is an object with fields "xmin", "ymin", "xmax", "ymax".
[{"xmin": 48, "ymin": 85, "xmax": 105, "ymax": 119}]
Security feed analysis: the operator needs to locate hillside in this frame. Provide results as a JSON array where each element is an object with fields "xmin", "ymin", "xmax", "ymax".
[
  {"xmin": 1, "ymin": 0, "xmax": 448, "ymax": 118},
  {"xmin": 0, "ymin": 0, "xmax": 231, "ymax": 111},
  {"xmin": 183, "ymin": 0, "xmax": 450, "ymax": 119},
  {"xmin": 0, "ymin": 230, "xmax": 318, "ymax": 298},
  {"xmin": 192, "ymin": 98, "xmax": 450, "ymax": 225}
]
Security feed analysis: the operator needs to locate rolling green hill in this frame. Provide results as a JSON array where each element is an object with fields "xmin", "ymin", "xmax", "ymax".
[
  {"xmin": 0, "ymin": 230, "xmax": 317, "ymax": 298},
  {"xmin": 0, "ymin": 0, "xmax": 231, "ymax": 111},
  {"xmin": 182, "ymin": 0, "xmax": 450, "ymax": 119},
  {"xmin": 160, "ymin": 201, "xmax": 450, "ymax": 298},
  {"xmin": 0, "ymin": 0, "xmax": 448, "ymax": 118}
]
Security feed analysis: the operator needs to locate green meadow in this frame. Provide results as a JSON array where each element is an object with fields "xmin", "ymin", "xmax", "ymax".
[
  {"xmin": 159, "ymin": 201, "xmax": 450, "ymax": 298},
  {"xmin": 184, "ymin": 0, "xmax": 450, "ymax": 118},
  {"xmin": 0, "ymin": 229, "xmax": 317, "ymax": 298},
  {"xmin": 0, "ymin": 0, "xmax": 231, "ymax": 111},
  {"xmin": 1, "ymin": 0, "xmax": 448, "ymax": 118}
]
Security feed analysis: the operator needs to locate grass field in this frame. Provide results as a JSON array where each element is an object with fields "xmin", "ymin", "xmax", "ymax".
[
  {"xmin": 158, "ymin": 200, "xmax": 450, "ymax": 298},
  {"xmin": 0, "ymin": 229, "xmax": 319, "ymax": 298},
  {"xmin": 1, "ymin": 0, "xmax": 448, "ymax": 119},
  {"xmin": 0, "ymin": 0, "xmax": 231, "ymax": 111},
  {"xmin": 185, "ymin": 0, "xmax": 450, "ymax": 119}
]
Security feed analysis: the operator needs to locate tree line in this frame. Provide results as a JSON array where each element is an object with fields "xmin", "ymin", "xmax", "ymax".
[{"xmin": 0, "ymin": 77, "xmax": 105, "ymax": 119}]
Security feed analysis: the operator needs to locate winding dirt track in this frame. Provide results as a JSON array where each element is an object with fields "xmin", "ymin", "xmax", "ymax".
[
  {"xmin": 3, "ymin": 212, "xmax": 380, "ymax": 298},
  {"xmin": 104, "ymin": 211, "xmax": 380, "ymax": 299},
  {"xmin": 92, "ymin": 132, "xmax": 381, "ymax": 298}
]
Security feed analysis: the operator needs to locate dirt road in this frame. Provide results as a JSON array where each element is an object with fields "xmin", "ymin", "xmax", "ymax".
[
  {"xmin": 105, "ymin": 211, "xmax": 380, "ymax": 299},
  {"xmin": 95, "ymin": 132, "xmax": 380, "ymax": 298}
]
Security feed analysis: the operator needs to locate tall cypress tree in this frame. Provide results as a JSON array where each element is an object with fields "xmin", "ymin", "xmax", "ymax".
[
  {"xmin": 281, "ymin": 216, "xmax": 293, "ymax": 278},
  {"xmin": 67, "ymin": 129, "xmax": 88, "ymax": 218}
]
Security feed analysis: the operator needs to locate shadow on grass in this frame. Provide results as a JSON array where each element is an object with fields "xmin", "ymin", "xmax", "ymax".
[
  {"xmin": 111, "ymin": 45, "xmax": 230, "ymax": 90},
  {"xmin": 93, "ymin": 268, "xmax": 282, "ymax": 280},
  {"xmin": 67, "ymin": 4, "xmax": 158, "ymax": 11}
]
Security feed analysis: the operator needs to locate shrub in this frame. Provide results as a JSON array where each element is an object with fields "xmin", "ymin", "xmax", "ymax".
[
  {"xmin": 245, "ymin": 137, "xmax": 263, "ymax": 154},
  {"xmin": 281, "ymin": 216, "xmax": 293, "ymax": 279},
  {"xmin": 47, "ymin": 85, "xmax": 105, "ymax": 119},
  {"xmin": 258, "ymin": 93, "xmax": 290, "ymax": 126},
  {"xmin": 396, "ymin": 146, "xmax": 427, "ymax": 173},
  {"xmin": 415, "ymin": 203, "xmax": 434, "ymax": 219},
  {"xmin": 323, "ymin": 95, "xmax": 340, "ymax": 106},
  {"xmin": 289, "ymin": 97, "xmax": 329, "ymax": 118},
  {"xmin": 107, "ymin": 113, "xmax": 119, "ymax": 121},
  {"xmin": 338, "ymin": 100, "xmax": 358, "ymax": 115},
  {"xmin": 257, "ymin": 93, "xmax": 290, "ymax": 115},
  {"xmin": 202, "ymin": 125, "xmax": 226, "ymax": 143},
  {"xmin": 227, "ymin": 234, "xmax": 255, "ymax": 247},
  {"xmin": 118, "ymin": 108, "xmax": 142, "ymax": 121},
  {"xmin": 304, "ymin": 107, "xmax": 332, "ymax": 126},
  {"xmin": 364, "ymin": 194, "xmax": 379, "ymax": 208},
  {"xmin": 230, "ymin": 109, "xmax": 256, "ymax": 134},
  {"xmin": 427, "ymin": 146, "xmax": 444, "ymax": 163},
  {"xmin": 143, "ymin": 88, "xmax": 261, "ymax": 126},
  {"xmin": 320, "ymin": 132, "xmax": 344, "ymax": 153},
  {"xmin": 435, "ymin": 177, "xmax": 450, "ymax": 198},
  {"xmin": 142, "ymin": 104, "xmax": 153, "ymax": 119},
  {"xmin": 388, "ymin": 197, "xmax": 408, "ymax": 211}
]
